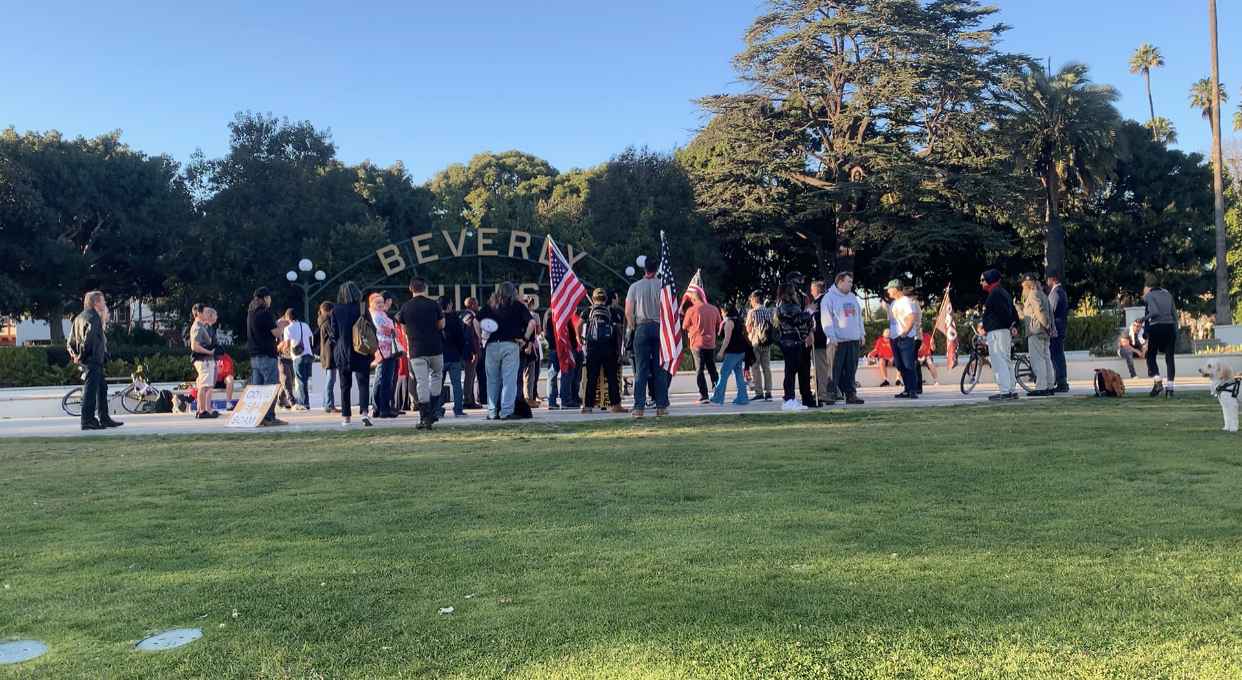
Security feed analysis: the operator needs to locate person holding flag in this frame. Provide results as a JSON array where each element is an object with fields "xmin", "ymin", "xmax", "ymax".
[
  {"xmin": 626, "ymin": 247, "xmax": 670, "ymax": 418},
  {"xmin": 546, "ymin": 237, "xmax": 587, "ymax": 407},
  {"xmin": 933, "ymin": 284, "xmax": 959, "ymax": 372}
]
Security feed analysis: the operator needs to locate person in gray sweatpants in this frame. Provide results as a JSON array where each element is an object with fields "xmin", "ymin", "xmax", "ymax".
[
  {"xmin": 822, "ymin": 271, "xmax": 866, "ymax": 404},
  {"xmin": 1020, "ymin": 273, "xmax": 1056, "ymax": 396}
]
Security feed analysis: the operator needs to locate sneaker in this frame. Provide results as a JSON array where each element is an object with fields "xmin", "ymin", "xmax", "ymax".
[
  {"xmin": 1166, "ymin": 388, "xmax": 1174, "ymax": 399},
  {"xmin": 263, "ymin": 418, "xmax": 288, "ymax": 427},
  {"xmin": 933, "ymin": 380, "xmax": 940, "ymax": 386},
  {"xmin": 987, "ymin": 393, "xmax": 1008, "ymax": 401},
  {"xmin": 610, "ymin": 405, "xmax": 627, "ymax": 414},
  {"xmin": 342, "ymin": 418, "xmax": 351, "ymax": 426},
  {"xmin": 1149, "ymin": 381, "xmax": 1164, "ymax": 397},
  {"xmin": 1007, "ymin": 392, "xmax": 1020, "ymax": 400},
  {"xmin": 696, "ymin": 397, "xmax": 711, "ymax": 404},
  {"xmin": 656, "ymin": 407, "xmax": 669, "ymax": 417},
  {"xmin": 845, "ymin": 395, "xmax": 865, "ymax": 405},
  {"xmin": 81, "ymin": 420, "xmax": 107, "ymax": 431},
  {"xmin": 764, "ymin": 393, "xmax": 773, "ymax": 402},
  {"xmin": 895, "ymin": 392, "xmax": 912, "ymax": 399},
  {"xmin": 879, "ymin": 380, "xmax": 890, "ymax": 387},
  {"xmin": 1055, "ymin": 385, "xmax": 1070, "ymax": 393},
  {"xmin": 581, "ymin": 407, "xmax": 593, "ymax": 414},
  {"xmin": 361, "ymin": 416, "xmax": 373, "ymax": 427},
  {"xmin": 293, "ymin": 405, "xmax": 310, "ymax": 411},
  {"xmin": 752, "ymin": 393, "xmax": 764, "ymax": 402},
  {"xmin": 195, "ymin": 411, "xmax": 220, "ymax": 419},
  {"xmin": 547, "ymin": 403, "xmax": 561, "ymax": 410},
  {"xmin": 631, "ymin": 408, "xmax": 645, "ymax": 419}
]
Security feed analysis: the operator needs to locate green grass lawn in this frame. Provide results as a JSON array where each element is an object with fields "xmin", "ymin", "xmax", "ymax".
[{"xmin": 2, "ymin": 394, "xmax": 1242, "ymax": 679}]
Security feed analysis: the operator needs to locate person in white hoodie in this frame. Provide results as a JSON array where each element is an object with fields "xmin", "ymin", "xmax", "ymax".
[{"xmin": 821, "ymin": 271, "xmax": 866, "ymax": 405}]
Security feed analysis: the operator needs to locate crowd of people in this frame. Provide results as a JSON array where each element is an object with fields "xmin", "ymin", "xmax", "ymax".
[{"xmin": 64, "ymin": 263, "xmax": 1186, "ymax": 430}]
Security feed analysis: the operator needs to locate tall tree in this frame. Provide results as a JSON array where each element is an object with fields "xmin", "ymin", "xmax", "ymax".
[
  {"xmin": 1144, "ymin": 116, "xmax": 1178, "ymax": 145},
  {"xmin": 1004, "ymin": 62, "xmax": 1123, "ymax": 281},
  {"xmin": 695, "ymin": 0, "xmax": 1027, "ymax": 289},
  {"xmin": 1129, "ymin": 44, "xmax": 1165, "ymax": 141},
  {"xmin": 1189, "ymin": 77, "xmax": 1229, "ymax": 119},
  {"xmin": 1210, "ymin": 0, "xmax": 1230, "ymax": 324}
]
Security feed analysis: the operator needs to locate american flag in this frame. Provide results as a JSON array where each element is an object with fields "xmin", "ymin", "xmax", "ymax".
[
  {"xmin": 547, "ymin": 237, "xmax": 586, "ymax": 374},
  {"xmin": 934, "ymin": 284, "xmax": 959, "ymax": 369},
  {"xmin": 681, "ymin": 269, "xmax": 707, "ymax": 305},
  {"xmin": 657, "ymin": 231, "xmax": 683, "ymax": 376}
]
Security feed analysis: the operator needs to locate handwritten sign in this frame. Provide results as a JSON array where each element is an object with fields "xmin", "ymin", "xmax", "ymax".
[{"xmin": 225, "ymin": 385, "xmax": 281, "ymax": 428}]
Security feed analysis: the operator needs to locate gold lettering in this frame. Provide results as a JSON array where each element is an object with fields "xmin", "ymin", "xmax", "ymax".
[
  {"xmin": 508, "ymin": 230, "xmax": 532, "ymax": 260},
  {"xmin": 567, "ymin": 245, "xmax": 588, "ymax": 268},
  {"xmin": 477, "ymin": 228, "xmax": 499, "ymax": 256},
  {"xmin": 376, "ymin": 244, "xmax": 406, "ymax": 276},
  {"xmin": 442, "ymin": 229, "xmax": 468, "ymax": 258},
  {"xmin": 537, "ymin": 234, "xmax": 552, "ymax": 265},
  {"xmin": 454, "ymin": 284, "xmax": 462, "ymax": 310},
  {"xmin": 519, "ymin": 284, "xmax": 540, "ymax": 309},
  {"xmin": 411, "ymin": 233, "xmax": 439, "ymax": 264}
]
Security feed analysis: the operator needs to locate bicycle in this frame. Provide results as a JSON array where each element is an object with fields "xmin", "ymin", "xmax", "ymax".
[
  {"xmin": 62, "ymin": 364, "xmax": 162, "ymax": 417},
  {"xmin": 959, "ymin": 327, "xmax": 1035, "ymax": 395}
]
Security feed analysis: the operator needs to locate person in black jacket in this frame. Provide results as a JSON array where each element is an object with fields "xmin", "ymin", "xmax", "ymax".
[
  {"xmin": 978, "ymin": 269, "xmax": 1019, "ymax": 401},
  {"xmin": 69, "ymin": 291, "xmax": 123, "ymax": 430},
  {"xmin": 438, "ymin": 296, "xmax": 468, "ymax": 418},
  {"xmin": 1046, "ymin": 275, "xmax": 1069, "ymax": 392},
  {"xmin": 329, "ymin": 281, "xmax": 373, "ymax": 427}
]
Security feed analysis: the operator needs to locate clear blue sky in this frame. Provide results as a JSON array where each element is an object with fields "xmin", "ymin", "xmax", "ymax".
[{"xmin": 2, "ymin": 0, "xmax": 1237, "ymax": 183}]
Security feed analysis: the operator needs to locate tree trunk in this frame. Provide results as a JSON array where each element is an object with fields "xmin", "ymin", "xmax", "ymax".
[
  {"xmin": 1145, "ymin": 71, "xmax": 1157, "ymax": 141},
  {"xmin": 46, "ymin": 310, "xmax": 66, "ymax": 346},
  {"xmin": 1044, "ymin": 177, "xmax": 1066, "ymax": 282},
  {"xmin": 1210, "ymin": 0, "xmax": 1231, "ymax": 325},
  {"xmin": 833, "ymin": 214, "xmax": 855, "ymax": 275}
]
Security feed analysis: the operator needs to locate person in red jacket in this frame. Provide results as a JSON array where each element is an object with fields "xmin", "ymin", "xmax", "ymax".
[
  {"xmin": 917, "ymin": 330, "xmax": 940, "ymax": 386},
  {"xmin": 865, "ymin": 335, "xmax": 895, "ymax": 387}
]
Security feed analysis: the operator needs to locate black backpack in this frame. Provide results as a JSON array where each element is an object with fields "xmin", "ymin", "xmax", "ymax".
[{"xmin": 585, "ymin": 306, "xmax": 615, "ymax": 346}]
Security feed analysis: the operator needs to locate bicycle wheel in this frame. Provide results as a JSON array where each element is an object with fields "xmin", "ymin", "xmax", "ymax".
[
  {"xmin": 1014, "ymin": 355, "xmax": 1035, "ymax": 393},
  {"xmin": 121, "ymin": 385, "xmax": 160, "ymax": 414},
  {"xmin": 960, "ymin": 355, "xmax": 981, "ymax": 394},
  {"xmin": 62, "ymin": 388, "xmax": 84, "ymax": 417}
]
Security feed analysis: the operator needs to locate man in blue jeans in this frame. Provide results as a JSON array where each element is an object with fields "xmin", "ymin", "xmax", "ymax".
[
  {"xmin": 246, "ymin": 287, "xmax": 289, "ymax": 426},
  {"xmin": 885, "ymin": 279, "xmax": 920, "ymax": 399},
  {"xmin": 625, "ymin": 257, "xmax": 669, "ymax": 418}
]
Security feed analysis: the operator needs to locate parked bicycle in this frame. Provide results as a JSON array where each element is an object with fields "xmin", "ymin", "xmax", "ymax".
[
  {"xmin": 959, "ymin": 324, "xmax": 1035, "ymax": 394},
  {"xmin": 62, "ymin": 364, "xmax": 161, "ymax": 417}
]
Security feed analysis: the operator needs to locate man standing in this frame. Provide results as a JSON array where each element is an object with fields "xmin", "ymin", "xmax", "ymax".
[
  {"xmin": 579, "ymin": 288, "xmax": 625, "ymax": 414},
  {"xmin": 190, "ymin": 304, "xmax": 221, "ymax": 419},
  {"xmin": 822, "ymin": 272, "xmax": 865, "ymax": 405},
  {"xmin": 745, "ymin": 292, "xmax": 775, "ymax": 402},
  {"xmin": 461, "ymin": 297, "xmax": 483, "ymax": 409},
  {"xmin": 886, "ymin": 280, "xmax": 919, "ymax": 399},
  {"xmin": 438, "ymin": 296, "xmax": 467, "ymax": 418},
  {"xmin": 682, "ymin": 290, "xmax": 721, "ymax": 404},
  {"xmin": 247, "ymin": 287, "xmax": 288, "ymax": 426},
  {"xmin": 398, "ymin": 276, "xmax": 446, "ymax": 429},
  {"xmin": 625, "ymin": 257, "xmax": 669, "ymax": 418},
  {"xmin": 979, "ymin": 269, "xmax": 1018, "ymax": 401},
  {"xmin": 1020, "ymin": 273, "xmax": 1056, "ymax": 397},
  {"xmin": 69, "ymin": 291, "xmax": 123, "ymax": 430},
  {"xmin": 1046, "ymin": 275, "xmax": 1069, "ymax": 392},
  {"xmin": 809, "ymin": 280, "xmax": 836, "ymax": 406}
]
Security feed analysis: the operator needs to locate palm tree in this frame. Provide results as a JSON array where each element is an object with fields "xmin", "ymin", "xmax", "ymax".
[
  {"xmin": 1190, "ymin": 77, "xmax": 1229, "ymax": 119},
  {"xmin": 1005, "ymin": 62, "xmax": 1123, "ymax": 281},
  {"xmin": 1144, "ymin": 116, "xmax": 1178, "ymax": 145},
  {"xmin": 1209, "ymin": 0, "xmax": 1229, "ymax": 325},
  {"xmin": 1129, "ymin": 44, "xmax": 1165, "ymax": 140}
]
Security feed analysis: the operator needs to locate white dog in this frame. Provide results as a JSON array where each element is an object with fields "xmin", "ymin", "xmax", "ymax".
[{"xmin": 1200, "ymin": 359, "xmax": 1240, "ymax": 432}]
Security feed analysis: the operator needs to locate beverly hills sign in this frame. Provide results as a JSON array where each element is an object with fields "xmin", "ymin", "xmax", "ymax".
[{"xmin": 369, "ymin": 229, "xmax": 600, "ymax": 309}]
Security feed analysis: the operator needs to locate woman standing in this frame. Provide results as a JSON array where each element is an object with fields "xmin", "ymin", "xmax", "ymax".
[
  {"xmin": 329, "ymin": 282, "xmax": 373, "ymax": 426},
  {"xmin": 369, "ymin": 293, "xmax": 400, "ymax": 418},
  {"xmin": 776, "ymin": 283, "xmax": 813, "ymax": 411},
  {"xmin": 710, "ymin": 303, "xmax": 750, "ymax": 405},
  {"xmin": 317, "ymin": 302, "xmax": 337, "ymax": 412},
  {"xmin": 477, "ymin": 282, "xmax": 536, "ymax": 420},
  {"xmin": 1141, "ymin": 274, "xmax": 1177, "ymax": 397},
  {"xmin": 282, "ymin": 308, "xmax": 314, "ymax": 410}
]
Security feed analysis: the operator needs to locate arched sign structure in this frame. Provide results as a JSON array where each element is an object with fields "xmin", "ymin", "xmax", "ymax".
[{"xmin": 301, "ymin": 229, "xmax": 634, "ymax": 311}]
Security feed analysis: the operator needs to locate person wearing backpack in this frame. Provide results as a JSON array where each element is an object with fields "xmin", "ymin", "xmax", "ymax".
[
  {"xmin": 745, "ymin": 291, "xmax": 775, "ymax": 402},
  {"xmin": 329, "ymin": 281, "xmax": 374, "ymax": 427},
  {"xmin": 579, "ymin": 288, "xmax": 625, "ymax": 414}
]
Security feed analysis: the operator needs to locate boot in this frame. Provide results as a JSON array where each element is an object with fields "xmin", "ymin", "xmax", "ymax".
[
  {"xmin": 416, "ymin": 402, "xmax": 430, "ymax": 430},
  {"xmin": 429, "ymin": 394, "xmax": 441, "ymax": 424}
]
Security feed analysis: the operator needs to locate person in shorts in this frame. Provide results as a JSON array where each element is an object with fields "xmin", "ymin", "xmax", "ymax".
[{"xmin": 190, "ymin": 305, "xmax": 221, "ymax": 419}]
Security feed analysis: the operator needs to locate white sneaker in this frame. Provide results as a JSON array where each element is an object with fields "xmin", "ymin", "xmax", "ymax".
[
  {"xmin": 933, "ymin": 380, "xmax": 940, "ymax": 386},
  {"xmin": 341, "ymin": 418, "xmax": 351, "ymax": 426},
  {"xmin": 781, "ymin": 400, "xmax": 800, "ymax": 411},
  {"xmin": 362, "ymin": 415, "xmax": 373, "ymax": 427},
  {"xmin": 795, "ymin": 401, "xmax": 809, "ymax": 410}
]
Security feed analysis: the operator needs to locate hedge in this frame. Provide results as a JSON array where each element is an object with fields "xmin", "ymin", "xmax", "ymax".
[{"xmin": 0, "ymin": 345, "xmax": 252, "ymax": 388}]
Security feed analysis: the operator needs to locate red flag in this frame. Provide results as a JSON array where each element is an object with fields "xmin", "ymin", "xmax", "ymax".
[
  {"xmin": 934, "ymin": 284, "xmax": 959, "ymax": 370},
  {"xmin": 657, "ymin": 231, "xmax": 683, "ymax": 376},
  {"xmin": 547, "ymin": 237, "xmax": 587, "ymax": 374}
]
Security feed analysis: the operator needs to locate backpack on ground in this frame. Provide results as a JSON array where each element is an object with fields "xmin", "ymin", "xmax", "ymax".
[
  {"xmin": 153, "ymin": 389, "xmax": 175, "ymax": 413},
  {"xmin": 353, "ymin": 302, "xmax": 379, "ymax": 356},
  {"xmin": 585, "ymin": 306, "xmax": 615, "ymax": 346},
  {"xmin": 1094, "ymin": 369, "xmax": 1126, "ymax": 397}
]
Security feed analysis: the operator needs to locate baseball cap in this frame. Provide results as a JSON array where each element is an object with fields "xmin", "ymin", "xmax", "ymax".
[
  {"xmin": 885, "ymin": 279, "xmax": 903, "ymax": 289},
  {"xmin": 253, "ymin": 287, "xmax": 272, "ymax": 299},
  {"xmin": 1021, "ymin": 272, "xmax": 1041, "ymax": 283},
  {"xmin": 591, "ymin": 287, "xmax": 607, "ymax": 301}
]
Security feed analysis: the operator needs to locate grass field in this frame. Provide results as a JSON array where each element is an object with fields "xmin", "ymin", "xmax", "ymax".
[{"xmin": 2, "ymin": 394, "xmax": 1242, "ymax": 679}]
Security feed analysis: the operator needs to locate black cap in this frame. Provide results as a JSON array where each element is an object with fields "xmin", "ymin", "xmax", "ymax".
[
  {"xmin": 253, "ymin": 287, "xmax": 272, "ymax": 299},
  {"xmin": 787, "ymin": 271, "xmax": 805, "ymax": 283},
  {"xmin": 1021, "ymin": 272, "xmax": 1040, "ymax": 283}
]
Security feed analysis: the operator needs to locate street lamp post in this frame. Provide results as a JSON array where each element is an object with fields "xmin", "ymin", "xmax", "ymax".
[{"xmin": 286, "ymin": 259, "xmax": 327, "ymax": 326}]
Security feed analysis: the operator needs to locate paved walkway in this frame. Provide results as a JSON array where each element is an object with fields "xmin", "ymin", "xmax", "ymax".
[{"xmin": 0, "ymin": 377, "xmax": 1212, "ymax": 438}]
